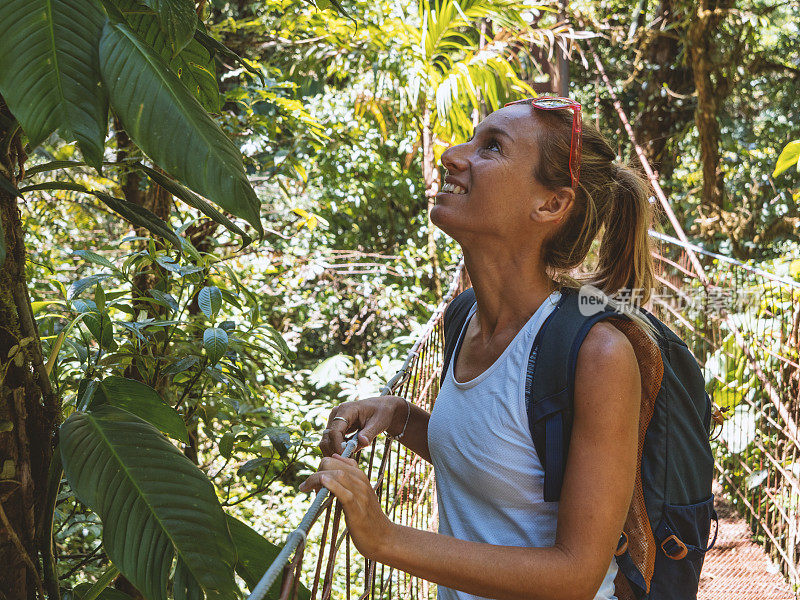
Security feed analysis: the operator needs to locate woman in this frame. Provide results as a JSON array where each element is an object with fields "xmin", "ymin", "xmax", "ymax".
[{"xmin": 299, "ymin": 98, "xmax": 652, "ymax": 600}]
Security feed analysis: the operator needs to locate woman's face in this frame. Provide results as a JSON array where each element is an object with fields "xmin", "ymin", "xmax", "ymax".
[{"xmin": 430, "ymin": 104, "xmax": 565, "ymax": 245}]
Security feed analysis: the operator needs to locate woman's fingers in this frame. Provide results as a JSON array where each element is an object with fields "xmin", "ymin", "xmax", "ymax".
[
  {"xmin": 320, "ymin": 397, "xmax": 402, "ymax": 455},
  {"xmin": 356, "ymin": 413, "xmax": 390, "ymax": 450},
  {"xmin": 320, "ymin": 405, "xmax": 358, "ymax": 456},
  {"xmin": 298, "ymin": 455, "xmax": 361, "ymax": 497},
  {"xmin": 298, "ymin": 455, "xmax": 391, "ymax": 560},
  {"xmin": 317, "ymin": 472, "xmax": 355, "ymax": 504}
]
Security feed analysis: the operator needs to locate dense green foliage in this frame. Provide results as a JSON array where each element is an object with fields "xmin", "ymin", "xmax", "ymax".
[{"xmin": 0, "ymin": 0, "xmax": 798, "ymax": 599}]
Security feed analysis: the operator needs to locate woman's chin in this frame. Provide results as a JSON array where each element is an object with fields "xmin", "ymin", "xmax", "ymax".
[
  {"xmin": 429, "ymin": 203, "xmax": 447, "ymax": 226},
  {"xmin": 429, "ymin": 204, "xmax": 459, "ymax": 237}
]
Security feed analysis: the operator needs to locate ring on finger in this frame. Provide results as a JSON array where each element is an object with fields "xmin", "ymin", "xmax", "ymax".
[{"xmin": 332, "ymin": 416, "xmax": 349, "ymax": 427}]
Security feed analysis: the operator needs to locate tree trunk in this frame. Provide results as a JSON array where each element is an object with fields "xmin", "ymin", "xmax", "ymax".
[
  {"xmin": 113, "ymin": 122, "xmax": 172, "ymax": 600},
  {"xmin": 421, "ymin": 106, "xmax": 442, "ymax": 304},
  {"xmin": 686, "ymin": 0, "xmax": 733, "ymax": 214},
  {"xmin": 631, "ymin": 0, "xmax": 695, "ymax": 186},
  {"xmin": 527, "ymin": 44, "xmax": 560, "ymax": 95},
  {"xmin": 0, "ymin": 96, "xmax": 60, "ymax": 600}
]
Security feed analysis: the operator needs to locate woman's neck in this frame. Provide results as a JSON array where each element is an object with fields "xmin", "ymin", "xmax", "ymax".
[{"xmin": 462, "ymin": 245, "xmax": 557, "ymax": 342}]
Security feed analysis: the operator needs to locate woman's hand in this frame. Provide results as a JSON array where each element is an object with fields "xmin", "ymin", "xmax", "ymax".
[
  {"xmin": 319, "ymin": 395, "xmax": 408, "ymax": 456},
  {"xmin": 299, "ymin": 454, "xmax": 394, "ymax": 560}
]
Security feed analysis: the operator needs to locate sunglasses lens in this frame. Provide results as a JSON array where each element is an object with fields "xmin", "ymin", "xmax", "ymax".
[{"xmin": 534, "ymin": 98, "xmax": 573, "ymax": 109}]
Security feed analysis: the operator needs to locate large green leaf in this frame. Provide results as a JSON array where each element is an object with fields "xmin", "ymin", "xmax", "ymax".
[
  {"xmin": 115, "ymin": 0, "xmax": 220, "ymax": 111},
  {"xmin": 60, "ymin": 406, "xmax": 237, "ymax": 600},
  {"xmin": 226, "ymin": 515, "xmax": 310, "ymax": 600},
  {"xmin": 98, "ymin": 21, "xmax": 263, "ymax": 235},
  {"xmin": 198, "ymin": 286, "xmax": 222, "ymax": 320},
  {"xmin": 141, "ymin": 0, "xmax": 196, "ymax": 55},
  {"xmin": 174, "ymin": 556, "xmax": 205, "ymax": 600},
  {"xmin": 92, "ymin": 191, "xmax": 183, "ymax": 248},
  {"xmin": 139, "ymin": 165, "xmax": 251, "ymax": 244},
  {"xmin": 93, "ymin": 376, "xmax": 189, "ymax": 443},
  {"xmin": 0, "ymin": 0, "xmax": 108, "ymax": 168}
]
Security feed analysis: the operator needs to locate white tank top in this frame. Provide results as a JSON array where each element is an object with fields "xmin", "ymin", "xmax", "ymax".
[{"xmin": 427, "ymin": 291, "xmax": 618, "ymax": 600}]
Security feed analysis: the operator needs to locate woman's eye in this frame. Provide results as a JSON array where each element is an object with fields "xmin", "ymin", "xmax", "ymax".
[{"xmin": 484, "ymin": 138, "xmax": 501, "ymax": 152}]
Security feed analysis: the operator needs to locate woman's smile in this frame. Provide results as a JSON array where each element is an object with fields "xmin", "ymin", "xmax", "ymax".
[{"xmin": 440, "ymin": 182, "xmax": 468, "ymax": 195}]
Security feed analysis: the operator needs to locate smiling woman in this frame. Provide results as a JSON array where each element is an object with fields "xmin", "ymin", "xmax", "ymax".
[{"xmin": 302, "ymin": 98, "xmax": 662, "ymax": 600}]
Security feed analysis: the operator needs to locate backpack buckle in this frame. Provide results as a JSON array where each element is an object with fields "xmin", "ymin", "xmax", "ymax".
[
  {"xmin": 661, "ymin": 534, "xmax": 688, "ymax": 560},
  {"xmin": 614, "ymin": 531, "xmax": 628, "ymax": 557},
  {"xmin": 710, "ymin": 403, "xmax": 728, "ymax": 441}
]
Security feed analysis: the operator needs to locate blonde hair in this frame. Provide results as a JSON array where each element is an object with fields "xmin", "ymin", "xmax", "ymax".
[{"xmin": 529, "ymin": 107, "xmax": 657, "ymax": 335}]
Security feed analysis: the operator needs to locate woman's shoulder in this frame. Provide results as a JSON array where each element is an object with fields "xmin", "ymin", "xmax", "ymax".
[
  {"xmin": 574, "ymin": 321, "xmax": 641, "ymax": 413},
  {"xmin": 579, "ymin": 320, "xmax": 637, "ymax": 366}
]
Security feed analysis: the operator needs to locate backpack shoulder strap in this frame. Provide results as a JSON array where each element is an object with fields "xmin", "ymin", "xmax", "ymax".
[
  {"xmin": 440, "ymin": 288, "xmax": 477, "ymax": 385},
  {"xmin": 526, "ymin": 288, "xmax": 625, "ymax": 501}
]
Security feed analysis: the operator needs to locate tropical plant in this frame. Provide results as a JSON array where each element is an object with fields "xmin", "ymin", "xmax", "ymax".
[{"xmin": 0, "ymin": 0, "xmax": 315, "ymax": 598}]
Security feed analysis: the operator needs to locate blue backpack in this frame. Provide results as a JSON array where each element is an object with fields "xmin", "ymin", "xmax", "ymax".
[{"xmin": 441, "ymin": 287, "xmax": 718, "ymax": 600}]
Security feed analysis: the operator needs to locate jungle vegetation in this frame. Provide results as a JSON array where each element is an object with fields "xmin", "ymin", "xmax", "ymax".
[{"xmin": 0, "ymin": 0, "xmax": 797, "ymax": 599}]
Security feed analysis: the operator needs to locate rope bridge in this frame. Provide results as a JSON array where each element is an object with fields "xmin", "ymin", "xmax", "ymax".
[
  {"xmin": 246, "ymin": 232, "xmax": 799, "ymax": 600},
  {"xmin": 244, "ymin": 39, "xmax": 800, "ymax": 600}
]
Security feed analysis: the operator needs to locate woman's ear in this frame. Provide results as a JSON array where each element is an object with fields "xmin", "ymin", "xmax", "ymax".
[{"xmin": 531, "ymin": 187, "xmax": 574, "ymax": 224}]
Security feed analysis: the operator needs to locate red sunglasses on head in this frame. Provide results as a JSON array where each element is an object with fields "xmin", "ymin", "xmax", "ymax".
[{"xmin": 504, "ymin": 96, "xmax": 583, "ymax": 189}]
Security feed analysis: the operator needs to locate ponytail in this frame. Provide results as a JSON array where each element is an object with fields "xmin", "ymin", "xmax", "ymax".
[{"xmin": 589, "ymin": 163, "xmax": 655, "ymax": 303}]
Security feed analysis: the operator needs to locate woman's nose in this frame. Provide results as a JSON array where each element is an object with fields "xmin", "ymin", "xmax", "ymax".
[{"xmin": 441, "ymin": 143, "xmax": 469, "ymax": 172}]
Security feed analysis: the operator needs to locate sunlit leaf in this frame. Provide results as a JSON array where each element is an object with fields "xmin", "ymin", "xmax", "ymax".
[
  {"xmin": 773, "ymin": 140, "xmax": 800, "ymax": 177},
  {"xmin": 32, "ymin": 300, "xmax": 66, "ymax": 315}
]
